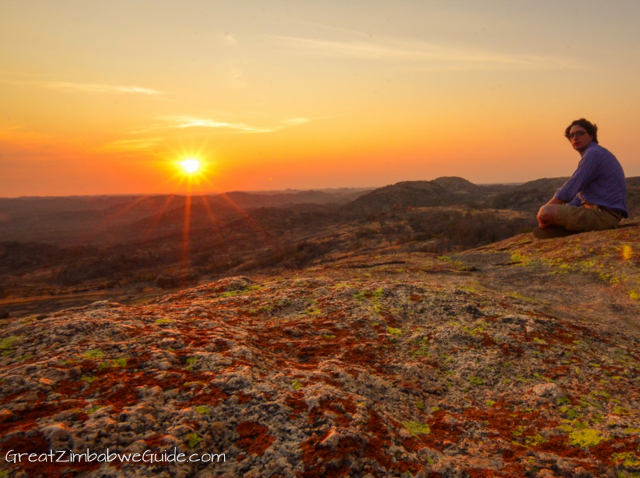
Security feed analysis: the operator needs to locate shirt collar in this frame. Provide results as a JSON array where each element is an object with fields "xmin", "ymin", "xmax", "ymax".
[{"xmin": 580, "ymin": 140, "xmax": 597, "ymax": 157}]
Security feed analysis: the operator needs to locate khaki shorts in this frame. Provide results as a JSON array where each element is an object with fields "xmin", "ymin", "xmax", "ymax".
[{"xmin": 555, "ymin": 205, "xmax": 621, "ymax": 232}]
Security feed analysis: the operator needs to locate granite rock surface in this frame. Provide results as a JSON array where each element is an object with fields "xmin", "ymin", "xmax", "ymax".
[{"xmin": 2, "ymin": 229, "xmax": 640, "ymax": 477}]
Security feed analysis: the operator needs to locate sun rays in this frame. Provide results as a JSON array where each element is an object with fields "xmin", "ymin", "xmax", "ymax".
[{"xmin": 68, "ymin": 146, "xmax": 273, "ymax": 277}]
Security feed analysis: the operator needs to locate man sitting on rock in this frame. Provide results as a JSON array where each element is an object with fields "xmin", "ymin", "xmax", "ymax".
[{"xmin": 534, "ymin": 118, "xmax": 627, "ymax": 239}]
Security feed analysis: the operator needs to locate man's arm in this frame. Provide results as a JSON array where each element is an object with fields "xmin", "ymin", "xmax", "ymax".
[{"xmin": 553, "ymin": 151, "xmax": 600, "ymax": 204}]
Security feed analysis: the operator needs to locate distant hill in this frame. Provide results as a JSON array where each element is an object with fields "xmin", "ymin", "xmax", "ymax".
[
  {"xmin": 347, "ymin": 180, "xmax": 451, "ymax": 213},
  {"xmin": 0, "ymin": 189, "xmax": 369, "ymax": 244},
  {"xmin": 346, "ymin": 176, "xmax": 510, "ymax": 214},
  {"xmin": 0, "ymin": 195, "xmax": 140, "ymax": 216},
  {"xmin": 431, "ymin": 176, "xmax": 481, "ymax": 194},
  {"xmin": 216, "ymin": 189, "xmax": 361, "ymax": 208},
  {"xmin": 490, "ymin": 177, "xmax": 570, "ymax": 212}
]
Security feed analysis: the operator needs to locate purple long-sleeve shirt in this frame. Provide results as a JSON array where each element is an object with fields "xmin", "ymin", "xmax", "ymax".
[{"xmin": 553, "ymin": 141, "xmax": 628, "ymax": 217}]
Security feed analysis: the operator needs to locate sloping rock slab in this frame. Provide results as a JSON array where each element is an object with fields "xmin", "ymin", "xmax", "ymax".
[{"xmin": 1, "ymin": 274, "xmax": 640, "ymax": 477}]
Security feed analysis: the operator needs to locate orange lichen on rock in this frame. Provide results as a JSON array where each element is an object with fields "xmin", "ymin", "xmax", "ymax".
[{"xmin": 236, "ymin": 421, "xmax": 275, "ymax": 456}]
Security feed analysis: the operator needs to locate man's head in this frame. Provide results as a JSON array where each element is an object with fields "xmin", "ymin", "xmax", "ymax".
[{"xmin": 565, "ymin": 118, "xmax": 598, "ymax": 152}]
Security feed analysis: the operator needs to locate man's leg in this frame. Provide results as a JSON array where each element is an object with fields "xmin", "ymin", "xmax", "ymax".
[
  {"xmin": 534, "ymin": 204, "xmax": 578, "ymax": 239},
  {"xmin": 534, "ymin": 205, "xmax": 619, "ymax": 239},
  {"xmin": 556, "ymin": 205, "xmax": 620, "ymax": 232},
  {"xmin": 533, "ymin": 225, "xmax": 577, "ymax": 239}
]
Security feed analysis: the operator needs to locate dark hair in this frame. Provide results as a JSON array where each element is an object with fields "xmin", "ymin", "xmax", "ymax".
[{"xmin": 565, "ymin": 118, "xmax": 598, "ymax": 143}]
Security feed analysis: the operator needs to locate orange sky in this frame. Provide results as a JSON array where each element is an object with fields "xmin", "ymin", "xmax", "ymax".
[{"xmin": 1, "ymin": 0, "xmax": 640, "ymax": 197}]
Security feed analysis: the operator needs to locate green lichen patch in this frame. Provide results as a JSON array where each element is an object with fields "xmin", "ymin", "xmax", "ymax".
[
  {"xmin": 97, "ymin": 357, "xmax": 128, "ymax": 370},
  {"xmin": 184, "ymin": 357, "xmax": 198, "ymax": 371},
  {"xmin": 195, "ymin": 405, "xmax": 210, "ymax": 415},
  {"xmin": 112, "ymin": 357, "xmax": 127, "ymax": 367},
  {"xmin": 186, "ymin": 433, "xmax": 202, "ymax": 448},
  {"xmin": 82, "ymin": 349, "xmax": 105, "ymax": 359},
  {"xmin": 16, "ymin": 353, "xmax": 32, "ymax": 362},
  {"xmin": 568, "ymin": 428, "xmax": 606, "ymax": 447},
  {"xmin": 402, "ymin": 421, "xmax": 430, "ymax": 436},
  {"xmin": 559, "ymin": 406, "xmax": 581, "ymax": 420},
  {"xmin": 354, "ymin": 288, "xmax": 384, "ymax": 302},
  {"xmin": 0, "ymin": 335, "xmax": 23, "ymax": 351},
  {"xmin": 525, "ymin": 434, "xmax": 548, "ymax": 447},
  {"xmin": 612, "ymin": 452, "xmax": 640, "ymax": 468},
  {"xmin": 97, "ymin": 361, "xmax": 111, "ymax": 371},
  {"xmin": 387, "ymin": 327, "xmax": 402, "ymax": 335}
]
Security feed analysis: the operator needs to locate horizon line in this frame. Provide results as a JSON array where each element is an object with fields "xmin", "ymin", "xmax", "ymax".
[{"xmin": 0, "ymin": 177, "xmax": 555, "ymax": 200}]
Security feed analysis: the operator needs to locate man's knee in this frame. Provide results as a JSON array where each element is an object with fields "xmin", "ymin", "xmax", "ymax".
[{"xmin": 538, "ymin": 205, "xmax": 560, "ymax": 225}]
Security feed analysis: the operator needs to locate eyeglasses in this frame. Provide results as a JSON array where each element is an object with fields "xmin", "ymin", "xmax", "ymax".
[{"xmin": 567, "ymin": 130, "xmax": 587, "ymax": 139}]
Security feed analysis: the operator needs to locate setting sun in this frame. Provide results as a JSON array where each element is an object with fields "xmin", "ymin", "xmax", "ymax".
[{"xmin": 180, "ymin": 158, "xmax": 200, "ymax": 174}]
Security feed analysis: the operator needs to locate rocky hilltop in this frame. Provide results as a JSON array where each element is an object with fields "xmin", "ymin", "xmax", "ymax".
[
  {"xmin": 2, "ymin": 228, "xmax": 640, "ymax": 477},
  {"xmin": 346, "ymin": 177, "xmax": 507, "ymax": 214}
]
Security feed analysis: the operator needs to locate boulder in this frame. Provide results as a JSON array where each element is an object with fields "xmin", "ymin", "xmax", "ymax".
[{"xmin": 156, "ymin": 275, "xmax": 178, "ymax": 289}]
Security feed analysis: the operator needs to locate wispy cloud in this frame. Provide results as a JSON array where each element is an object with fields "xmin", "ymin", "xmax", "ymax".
[
  {"xmin": 100, "ymin": 137, "xmax": 164, "ymax": 152},
  {"xmin": 280, "ymin": 117, "xmax": 312, "ymax": 127},
  {"xmin": 49, "ymin": 82, "xmax": 163, "ymax": 95},
  {"xmin": 101, "ymin": 115, "xmax": 312, "ymax": 154},
  {"xmin": 272, "ymin": 36, "xmax": 574, "ymax": 71},
  {"xmin": 160, "ymin": 115, "xmax": 311, "ymax": 133},
  {"xmin": 164, "ymin": 116, "xmax": 269, "ymax": 132},
  {"xmin": 1, "ymin": 78, "xmax": 163, "ymax": 95}
]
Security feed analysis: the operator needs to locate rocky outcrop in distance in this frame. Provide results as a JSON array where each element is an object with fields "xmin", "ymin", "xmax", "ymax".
[{"xmin": 345, "ymin": 177, "xmax": 505, "ymax": 214}]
